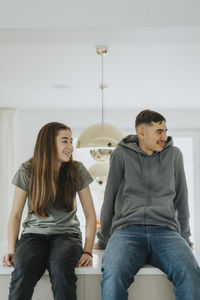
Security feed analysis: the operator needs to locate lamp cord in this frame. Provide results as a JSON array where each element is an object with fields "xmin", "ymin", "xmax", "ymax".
[{"xmin": 101, "ymin": 53, "xmax": 104, "ymax": 128}]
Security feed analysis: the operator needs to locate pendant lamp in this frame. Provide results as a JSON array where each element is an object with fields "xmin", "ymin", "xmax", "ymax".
[
  {"xmin": 89, "ymin": 163, "xmax": 109, "ymax": 186},
  {"xmin": 76, "ymin": 47, "xmax": 124, "ymax": 162}
]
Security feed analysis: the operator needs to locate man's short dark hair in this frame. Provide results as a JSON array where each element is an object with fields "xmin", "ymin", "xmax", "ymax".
[{"xmin": 135, "ymin": 109, "xmax": 166, "ymax": 129}]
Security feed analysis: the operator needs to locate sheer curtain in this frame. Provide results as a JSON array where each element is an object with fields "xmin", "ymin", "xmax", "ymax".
[{"xmin": 0, "ymin": 108, "xmax": 16, "ymax": 250}]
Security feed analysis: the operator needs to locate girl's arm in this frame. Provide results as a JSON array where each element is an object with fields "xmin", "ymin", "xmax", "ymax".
[
  {"xmin": 2, "ymin": 186, "xmax": 27, "ymax": 266},
  {"xmin": 77, "ymin": 186, "xmax": 96, "ymax": 267}
]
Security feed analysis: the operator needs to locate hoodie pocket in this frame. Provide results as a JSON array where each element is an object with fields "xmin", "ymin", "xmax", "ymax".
[
  {"xmin": 149, "ymin": 197, "xmax": 176, "ymax": 220},
  {"xmin": 121, "ymin": 195, "xmax": 146, "ymax": 218}
]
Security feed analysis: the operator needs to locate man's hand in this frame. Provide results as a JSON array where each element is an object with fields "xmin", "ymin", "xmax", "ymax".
[
  {"xmin": 93, "ymin": 242, "xmax": 101, "ymax": 250},
  {"xmin": 190, "ymin": 242, "xmax": 194, "ymax": 250}
]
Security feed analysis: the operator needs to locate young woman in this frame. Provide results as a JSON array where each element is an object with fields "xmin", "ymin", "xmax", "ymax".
[{"xmin": 2, "ymin": 122, "xmax": 96, "ymax": 300}]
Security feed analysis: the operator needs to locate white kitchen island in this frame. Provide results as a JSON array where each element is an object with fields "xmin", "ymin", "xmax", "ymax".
[{"xmin": 0, "ymin": 249, "xmax": 175, "ymax": 300}]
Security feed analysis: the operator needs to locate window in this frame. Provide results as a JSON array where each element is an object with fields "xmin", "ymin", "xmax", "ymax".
[{"xmin": 173, "ymin": 137, "xmax": 194, "ymax": 241}]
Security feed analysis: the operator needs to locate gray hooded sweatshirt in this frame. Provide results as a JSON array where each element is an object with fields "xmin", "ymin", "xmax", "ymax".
[{"xmin": 97, "ymin": 135, "xmax": 191, "ymax": 249}]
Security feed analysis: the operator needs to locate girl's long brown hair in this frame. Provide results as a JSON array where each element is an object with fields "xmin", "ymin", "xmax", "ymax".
[{"xmin": 27, "ymin": 122, "xmax": 81, "ymax": 217}]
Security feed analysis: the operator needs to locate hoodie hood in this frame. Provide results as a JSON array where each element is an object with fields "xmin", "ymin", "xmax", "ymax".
[
  {"xmin": 119, "ymin": 134, "xmax": 173, "ymax": 155},
  {"xmin": 118, "ymin": 135, "xmax": 173, "ymax": 178}
]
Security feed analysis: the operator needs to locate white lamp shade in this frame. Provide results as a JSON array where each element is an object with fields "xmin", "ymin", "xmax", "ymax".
[
  {"xmin": 76, "ymin": 123, "xmax": 124, "ymax": 148},
  {"xmin": 89, "ymin": 163, "xmax": 109, "ymax": 186}
]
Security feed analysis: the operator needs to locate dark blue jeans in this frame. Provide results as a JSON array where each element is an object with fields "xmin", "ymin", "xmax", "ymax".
[
  {"xmin": 9, "ymin": 232, "xmax": 83, "ymax": 300},
  {"xmin": 101, "ymin": 225, "xmax": 200, "ymax": 300}
]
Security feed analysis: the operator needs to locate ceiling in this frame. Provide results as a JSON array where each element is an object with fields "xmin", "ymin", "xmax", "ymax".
[{"xmin": 0, "ymin": 0, "xmax": 200, "ymax": 110}]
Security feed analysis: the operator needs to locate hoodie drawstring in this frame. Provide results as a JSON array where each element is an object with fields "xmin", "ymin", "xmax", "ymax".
[
  {"xmin": 138, "ymin": 153, "xmax": 145, "ymax": 178},
  {"xmin": 159, "ymin": 152, "xmax": 162, "ymax": 174}
]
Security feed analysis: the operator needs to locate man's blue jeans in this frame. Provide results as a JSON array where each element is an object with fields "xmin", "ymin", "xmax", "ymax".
[
  {"xmin": 101, "ymin": 225, "xmax": 200, "ymax": 300},
  {"xmin": 9, "ymin": 232, "xmax": 82, "ymax": 300}
]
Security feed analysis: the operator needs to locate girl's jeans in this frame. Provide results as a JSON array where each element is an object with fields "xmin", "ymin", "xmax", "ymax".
[
  {"xmin": 9, "ymin": 232, "xmax": 82, "ymax": 300},
  {"xmin": 101, "ymin": 225, "xmax": 200, "ymax": 300}
]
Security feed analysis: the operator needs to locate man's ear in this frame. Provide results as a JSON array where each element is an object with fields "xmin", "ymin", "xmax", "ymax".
[{"xmin": 137, "ymin": 127, "xmax": 145, "ymax": 140}]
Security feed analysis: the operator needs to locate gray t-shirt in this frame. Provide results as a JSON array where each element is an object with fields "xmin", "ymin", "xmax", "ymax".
[{"xmin": 12, "ymin": 161, "xmax": 93, "ymax": 236}]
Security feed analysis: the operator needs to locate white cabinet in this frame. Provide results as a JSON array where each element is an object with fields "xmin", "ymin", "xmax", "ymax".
[{"xmin": 0, "ymin": 273, "xmax": 175, "ymax": 300}]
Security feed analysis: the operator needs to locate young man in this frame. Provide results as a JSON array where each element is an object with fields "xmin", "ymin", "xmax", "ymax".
[{"xmin": 96, "ymin": 110, "xmax": 200, "ymax": 300}]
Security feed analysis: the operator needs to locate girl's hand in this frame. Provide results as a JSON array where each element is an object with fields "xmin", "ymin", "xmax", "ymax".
[
  {"xmin": 77, "ymin": 253, "xmax": 93, "ymax": 267},
  {"xmin": 2, "ymin": 253, "xmax": 15, "ymax": 267}
]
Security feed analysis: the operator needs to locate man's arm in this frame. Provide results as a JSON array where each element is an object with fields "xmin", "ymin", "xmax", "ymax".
[
  {"xmin": 97, "ymin": 148, "xmax": 124, "ymax": 249},
  {"xmin": 174, "ymin": 149, "xmax": 191, "ymax": 244}
]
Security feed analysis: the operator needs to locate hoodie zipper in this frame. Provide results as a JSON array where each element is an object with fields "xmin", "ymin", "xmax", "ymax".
[
  {"xmin": 143, "ymin": 159, "xmax": 152, "ymax": 224},
  {"xmin": 148, "ymin": 159, "xmax": 152, "ymax": 206}
]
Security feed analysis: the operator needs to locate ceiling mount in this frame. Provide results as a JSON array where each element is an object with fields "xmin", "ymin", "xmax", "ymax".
[{"xmin": 96, "ymin": 46, "xmax": 109, "ymax": 56}]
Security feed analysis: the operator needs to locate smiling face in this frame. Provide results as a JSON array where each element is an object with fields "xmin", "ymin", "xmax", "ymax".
[
  {"xmin": 56, "ymin": 129, "xmax": 73, "ymax": 169},
  {"xmin": 137, "ymin": 121, "xmax": 168, "ymax": 156}
]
